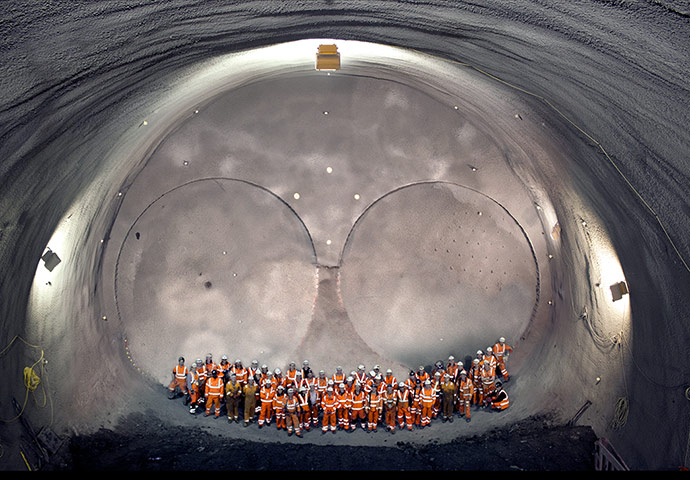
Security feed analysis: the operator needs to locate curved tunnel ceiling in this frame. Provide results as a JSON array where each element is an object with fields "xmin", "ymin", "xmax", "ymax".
[{"xmin": 1, "ymin": 1, "xmax": 689, "ymax": 471}]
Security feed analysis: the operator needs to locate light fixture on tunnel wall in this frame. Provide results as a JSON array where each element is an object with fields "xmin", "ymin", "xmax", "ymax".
[
  {"xmin": 315, "ymin": 44, "xmax": 340, "ymax": 71},
  {"xmin": 610, "ymin": 281, "xmax": 629, "ymax": 302},
  {"xmin": 41, "ymin": 248, "xmax": 61, "ymax": 272}
]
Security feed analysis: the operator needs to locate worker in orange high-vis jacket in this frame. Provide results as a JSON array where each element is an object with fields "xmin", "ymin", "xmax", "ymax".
[
  {"xmin": 411, "ymin": 379, "xmax": 423, "ymax": 426},
  {"xmin": 204, "ymin": 370, "xmax": 224, "ymax": 418},
  {"xmin": 285, "ymin": 388, "xmax": 303, "ymax": 437},
  {"xmin": 493, "ymin": 337, "xmax": 514, "ymax": 381},
  {"xmin": 307, "ymin": 370, "xmax": 321, "ymax": 427},
  {"xmin": 432, "ymin": 371, "xmax": 443, "ymax": 419},
  {"xmin": 419, "ymin": 380, "xmax": 435, "ymax": 428},
  {"xmin": 186, "ymin": 361, "xmax": 200, "ymax": 414},
  {"xmin": 232, "ymin": 359, "xmax": 248, "ymax": 388},
  {"xmin": 383, "ymin": 384, "xmax": 397, "ymax": 433},
  {"xmin": 396, "ymin": 382, "xmax": 413, "ymax": 431},
  {"xmin": 242, "ymin": 377, "xmax": 258, "ymax": 427},
  {"xmin": 258, "ymin": 380, "xmax": 275, "ymax": 428},
  {"xmin": 457, "ymin": 370, "xmax": 474, "ymax": 422},
  {"xmin": 350, "ymin": 382, "xmax": 367, "ymax": 431},
  {"xmin": 367, "ymin": 387, "xmax": 382, "ymax": 432},
  {"xmin": 297, "ymin": 386, "xmax": 311, "ymax": 431},
  {"xmin": 272, "ymin": 385, "xmax": 287, "ymax": 431},
  {"xmin": 168, "ymin": 357, "xmax": 188, "ymax": 399},
  {"xmin": 335, "ymin": 383, "xmax": 351, "ymax": 431},
  {"xmin": 480, "ymin": 359, "xmax": 497, "ymax": 407},
  {"xmin": 321, "ymin": 387, "xmax": 338, "ymax": 434},
  {"xmin": 469, "ymin": 358, "xmax": 483, "ymax": 407},
  {"xmin": 488, "ymin": 381, "xmax": 510, "ymax": 411}
]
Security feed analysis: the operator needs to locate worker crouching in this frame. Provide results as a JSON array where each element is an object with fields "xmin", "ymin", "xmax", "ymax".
[{"xmin": 488, "ymin": 381, "xmax": 510, "ymax": 411}]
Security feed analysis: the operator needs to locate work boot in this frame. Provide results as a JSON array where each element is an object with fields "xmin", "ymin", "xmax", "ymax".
[
  {"xmin": 449, "ymin": 416, "xmax": 454, "ymax": 423},
  {"xmin": 168, "ymin": 390, "xmax": 175, "ymax": 400}
]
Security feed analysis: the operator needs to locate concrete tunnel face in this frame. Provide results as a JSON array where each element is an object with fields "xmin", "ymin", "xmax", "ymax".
[{"xmin": 2, "ymin": 2, "xmax": 690, "ymax": 470}]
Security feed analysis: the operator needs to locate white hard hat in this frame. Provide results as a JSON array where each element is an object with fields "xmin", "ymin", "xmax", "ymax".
[
  {"xmin": 274, "ymin": 368, "xmax": 281, "ymax": 374},
  {"xmin": 424, "ymin": 380, "xmax": 431, "ymax": 385},
  {"xmin": 235, "ymin": 359, "xmax": 241, "ymax": 363},
  {"xmin": 499, "ymin": 337, "xmax": 506, "ymax": 343},
  {"xmin": 303, "ymin": 360, "xmax": 309, "ymax": 365},
  {"xmin": 386, "ymin": 369, "xmax": 392, "ymax": 373},
  {"xmin": 221, "ymin": 355, "xmax": 228, "ymax": 360},
  {"xmin": 251, "ymin": 360, "xmax": 258, "ymax": 365},
  {"xmin": 327, "ymin": 387, "xmax": 333, "ymax": 392},
  {"xmin": 448, "ymin": 355, "xmax": 455, "ymax": 361},
  {"xmin": 358, "ymin": 365, "xmax": 365, "ymax": 370},
  {"xmin": 460, "ymin": 370, "xmax": 467, "ymax": 375},
  {"xmin": 477, "ymin": 350, "xmax": 483, "ymax": 355},
  {"xmin": 399, "ymin": 382, "xmax": 405, "ymax": 388},
  {"xmin": 473, "ymin": 359, "xmax": 479, "ymax": 365},
  {"xmin": 487, "ymin": 347, "xmax": 493, "ymax": 353}
]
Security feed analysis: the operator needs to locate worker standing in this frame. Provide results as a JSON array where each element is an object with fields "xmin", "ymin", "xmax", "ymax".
[
  {"xmin": 350, "ymin": 382, "xmax": 367, "ymax": 431},
  {"xmin": 232, "ymin": 359, "xmax": 248, "ymax": 388},
  {"xmin": 168, "ymin": 356, "xmax": 188, "ymax": 400},
  {"xmin": 285, "ymin": 388, "xmax": 303, "ymax": 437},
  {"xmin": 396, "ymin": 382, "xmax": 413, "ymax": 431},
  {"xmin": 298, "ymin": 386, "xmax": 311, "ymax": 432},
  {"xmin": 493, "ymin": 337, "xmax": 513, "ymax": 382},
  {"xmin": 480, "ymin": 359, "xmax": 497, "ymax": 407},
  {"xmin": 242, "ymin": 377, "xmax": 258, "ymax": 427},
  {"xmin": 383, "ymin": 384, "xmax": 397, "ymax": 433},
  {"xmin": 440, "ymin": 374, "xmax": 456, "ymax": 423},
  {"xmin": 218, "ymin": 355, "xmax": 231, "ymax": 382},
  {"xmin": 457, "ymin": 370, "xmax": 474, "ymax": 422},
  {"xmin": 383, "ymin": 369, "xmax": 397, "ymax": 391},
  {"xmin": 419, "ymin": 380, "xmax": 435, "ymax": 428},
  {"xmin": 272, "ymin": 385, "xmax": 287, "ymax": 431},
  {"xmin": 321, "ymin": 387, "xmax": 338, "ymax": 434},
  {"xmin": 332, "ymin": 366, "xmax": 346, "ymax": 388},
  {"xmin": 335, "ymin": 383, "xmax": 351, "ymax": 431},
  {"xmin": 367, "ymin": 387, "xmax": 382, "ymax": 432},
  {"xmin": 258, "ymin": 380, "xmax": 275, "ymax": 428},
  {"xmin": 204, "ymin": 370, "xmax": 224, "ymax": 418},
  {"xmin": 432, "ymin": 371, "xmax": 443, "ymax": 419},
  {"xmin": 225, "ymin": 373, "xmax": 242, "ymax": 423},
  {"xmin": 470, "ymin": 358, "xmax": 483, "ymax": 407},
  {"xmin": 186, "ymin": 361, "xmax": 200, "ymax": 414}
]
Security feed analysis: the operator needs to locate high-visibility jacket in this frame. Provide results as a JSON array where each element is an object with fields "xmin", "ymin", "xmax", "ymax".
[
  {"xmin": 351, "ymin": 390, "xmax": 366, "ymax": 411},
  {"xmin": 218, "ymin": 362, "xmax": 231, "ymax": 377},
  {"xmin": 321, "ymin": 394, "xmax": 337, "ymax": 413},
  {"xmin": 232, "ymin": 366, "xmax": 248, "ymax": 385},
  {"xmin": 225, "ymin": 381, "xmax": 242, "ymax": 399},
  {"xmin": 420, "ymin": 386, "xmax": 435, "ymax": 407},
  {"xmin": 286, "ymin": 369, "xmax": 299, "ymax": 385},
  {"xmin": 272, "ymin": 376, "xmax": 286, "ymax": 390},
  {"xmin": 493, "ymin": 343, "xmax": 513, "ymax": 361},
  {"xmin": 383, "ymin": 375, "xmax": 397, "ymax": 389},
  {"xmin": 368, "ymin": 391, "xmax": 382, "ymax": 410},
  {"xmin": 206, "ymin": 362, "xmax": 218, "ymax": 376},
  {"xmin": 481, "ymin": 365, "xmax": 496, "ymax": 384},
  {"xmin": 285, "ymin": 396, "xmax": 300, "ymax": 413},
  {"xmin": 173, "ymin": 364, "xmax": 188, "ymax": 380},
  {"xmin": 482, "ymin": 354, "xmax": 497, "ymax": 370},
  {"xmin": 446, "ymin": 364, "xmax": 459, "ymax": 382},
  {"xmin": 354, "ymin": 372, "xmax": 367, "ymax": 385},
  {"xmin": 197, "ymin": 365, "xmax": 208, "ymax": 384},
  {"xmin": 260, "ymin": 386, "xmax": 275, "ymax": 404},
  {"xmin": 336, "ymin": 390, "xmax": 351, "ymax": 409},
  {"xmin": 416, "ymin": 371, "xmax": 430, "ymax": 383},
  {"xmin": 332, "ymin": 373, "xmax": 346, "ymax": 386},
  {"xmin": 273, "ymin": 392, "xmax": 286, "ymax": 410},
  {"xmin": 205, "ymin": 377, "xmax": 224, "ymax": 398},
  {"xmin": 492, "ymin": 390, "xmax": 509, "ymax": 410},
  {"xmin": 297, "ymin": 392, "xmax": 309, "ymax": 411},
  {"xmin": 470, "ymin": 364, "xmax": 482, "ymax": 385},
  {"xmin": 316, "ymin": 378, "xmax": 329, "ymax": 398},
  {"xmin": 396, "ymin": 388, "xmax": 410, "ymax": 407},
  {"xmin": 383, "ymin": 391, "xmax": 397, "ymax": 410},
  {"xmin": 458, "ymin": 378, "xmax": 474, "ymax": 399}
]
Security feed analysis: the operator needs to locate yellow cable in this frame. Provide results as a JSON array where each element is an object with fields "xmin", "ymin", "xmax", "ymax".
[{"xmin": 20, "ymin": 450, "xmax": 32, "ymax": 471}]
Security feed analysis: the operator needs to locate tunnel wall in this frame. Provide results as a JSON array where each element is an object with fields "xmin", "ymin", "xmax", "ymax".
[{"xmin": 1, "ymin": 1, "xmax": 689, "ymax": 470}]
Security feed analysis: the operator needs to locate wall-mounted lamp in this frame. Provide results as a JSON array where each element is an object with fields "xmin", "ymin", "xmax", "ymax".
[
  {"xmin": 41, "ymin": 248, "xmax": 61, "ymax": 272},
  {"xmin": 610, "ymin": 281, "xmax": 629, "ymax": 302}
]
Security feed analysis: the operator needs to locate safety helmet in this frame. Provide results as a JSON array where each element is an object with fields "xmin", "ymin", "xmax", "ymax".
[
  {"xmin": 424, "ymin": 380, "xmax": 431, "ymax": 385},
  {"xmin": 336, "ymin": 366, "xmax": 343, "ymax": 371},
  {"xmin": 369, "ymin": 371, "xmax": 376, "ymax": 377},
  {"xmin": 460, "ymin": 370, "xmax": 467, "ymax": 376},
  {"xmin": 399, "ymin": 382, "xmax": 405, "ymax": 388},
  {"xmin": 196, "ymin": 358, "xmax": 202, "ymax": 364},
  {"xmin": 477, "ymin": 350, "xmax": 483, "ymax": 356},
  {"xmin": 212, "ymin": 369, "xmax": 218, "ymax": 375},
  {"xmin": 303, "ymin": 360, "xmax": 310, "ymax": 365},
  {"xmin": 358, "ymin": 364, "xmax": 365, "ymax": 370},
  {"xmin": 374, "ymin": 365, "xmax": 380, "ymax": 370},
  {"xmin": 287, "ymin": 388, "xmax": 294, "ymax": 394},
  {"xmin": 386, "ymin": 369, "xmax": 392, "ymax": 374},
  {"xmin": 448, "ymin": 355, "xmax": 455, "ymax": 361},
  {"xmin": 435, "ymin": 372, "xmax": 441, "ymax": 377},
  {"xmin": 418, "ymin": 366, "xmax": 425, "ymax": 371},
  {"xmin": 274, "ymin": 368, "xmax": 281, "ymax": 374},
  {"xmin": 347, "ymin": 376, "xmax": 354, "ymax": 382},
  {"xmin": 499, "ymin": 337, "xmax": 505, "ymax": 343},
  {"xmin": 487, "ymin": 347, "xmax": 493, "ymax": 353},
  {"xmin": 206, "ymin": 353, "xmax": 213, "ymax": 358},
  {"xmin": 289, "ymin": 361, "xmax": 296, "ymax": 367},
  {"xmin": 261, "ymin": 364, "xmax": 268, "ymax": 370},
  {"xmin": 251, "ymin": 360, "xmax": 258, "ymax": 366},
  {"xmin": 277, "ymin": 385, "xmax": 284, "ymax": 390},
  {"xmin": 221, "ymin": 355, "xmax": 227, "ymax": 360},
  {"xmin": 327, "ymin": 387, "xmax": 333, "ymax": 392},
  {"xmin": 235, "ymin": 359, "xmax": 242, "ymax": 364},
  {"xmin": 473, "ymin": 359, "xmax": 480, "ymax": 365}
]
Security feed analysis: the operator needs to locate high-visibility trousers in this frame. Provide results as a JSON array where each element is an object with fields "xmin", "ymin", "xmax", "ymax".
[
  {"xmin": 206, "ymin": 395, "xmax": 221, "ymax": 417},
  {"xmin": 286, "ymin": 410, "xmax": 301, "ymax": 435},
  {"xmin": 397, "ymin": 405, "xmax": 412, "ymax": 430},
  {"xmin": 459, "ymin": 395, "xmax": 472, "ymax": 419},
  {"xmin": 351, "ymin": 408, "xmax": 366, "ymax": 429},
  {"xmin": 322, "ymin": 411, "xmax": 337, "ymax": 432},
  {"xmin": 259, "ymin": 402, "xmax": 273, "ymax": 426},
  {"xmin": 497, "ymin": 360, "xmax": 509, "ymax": 379},
  {"xmin": 420, "ymin": 404, "xmax": 433, "ymax": 426},
  {"xmin": 482, "ymin": 381, "xmax": 495, "ymax": 404},
  {"xmin": 189, "ymin": 385, "xmax": 199, "ymax": 405},
  {"xmin": 337, "ymin": 407, "xmax": 350, "ymax": 430},
  {"xmin": 385, "ymin": 406, "xmax": 397, "ymax": 431},
  {"xmin": 367, "ymin": 408, "xmax": 380, "ymax": 431},
  {"xmin": 274, "ymin": 408, "xmax": 286, "ymax": 429},
  {"xmin": 169, "ymin": 377, "xmax": 188, "ymax": 394}
]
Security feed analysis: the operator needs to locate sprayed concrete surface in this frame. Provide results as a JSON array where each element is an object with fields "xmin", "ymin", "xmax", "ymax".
[{"xmin": 1, "ymin": 0, "xmax": 689, "ymax": 471}]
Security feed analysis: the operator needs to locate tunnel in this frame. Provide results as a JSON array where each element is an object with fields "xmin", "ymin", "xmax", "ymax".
[{"xmin": 1, "ymin": 0, "xmax": 689, "ymax": 471}]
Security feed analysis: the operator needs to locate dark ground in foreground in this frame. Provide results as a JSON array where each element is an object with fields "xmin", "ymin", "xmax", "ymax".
[{"xmin": 41, "ymin": 412, "xmax": 599, "ymax": 471}]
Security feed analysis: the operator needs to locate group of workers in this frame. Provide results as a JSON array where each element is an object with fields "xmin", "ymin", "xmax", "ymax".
[{"xmin": 167, "ymin": 337, "xmax": 513, "ymax": 437}]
